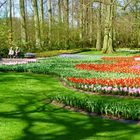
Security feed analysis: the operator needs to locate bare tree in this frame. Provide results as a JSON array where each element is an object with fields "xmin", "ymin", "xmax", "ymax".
[
  {"xmin": 39, "ymin": 0, "xmax": 44, "ymax": 43},
  {"xmin": 20, "ymin": 0, "xmax": 28, "ymax": 45},
  {"xmin": 96, "ymin": 2, "xmax": 102, "ymax": 50},
  {"xmin": 31, "ymin": 0, "xmax": 41, "ymax": 47},
  {"xmin": 8, "ymin": 0, "xmax": 13, "ymax": 47},
  {"xmin": 102, "ymin": 0, "xmax": 114, "ymax": 53},
  {"xmin": 48, "ymin": 0, "xmax": 52, "ymax": 46}
]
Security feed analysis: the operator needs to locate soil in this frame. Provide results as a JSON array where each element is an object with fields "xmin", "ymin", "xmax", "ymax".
[{"xmin": 51, "ymin": 100, "xmax": 140, "ymax": 125}]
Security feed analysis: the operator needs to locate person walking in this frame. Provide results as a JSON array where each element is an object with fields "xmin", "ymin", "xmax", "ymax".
[
  {"xmin": 15, "ymin": 47, "xmax": 20, "ymax": 58},
  {"xmin": 8, "ymin": 47, "xmax": 14, "ymax": 59}
]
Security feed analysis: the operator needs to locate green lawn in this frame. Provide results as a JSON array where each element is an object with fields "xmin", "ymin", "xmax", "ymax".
[
  {"xmin": 78, "ymin": 50, "xmax": 140, "ymax": 56},
  {"xmin": 0, "ymin": 72, "xmax": 139, "ymax": 140}
]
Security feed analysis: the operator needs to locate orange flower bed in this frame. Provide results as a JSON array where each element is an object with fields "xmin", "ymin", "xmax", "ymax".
[{"xmin": 76, "ymin": 56, "xmax": 140, "ymax": 74}]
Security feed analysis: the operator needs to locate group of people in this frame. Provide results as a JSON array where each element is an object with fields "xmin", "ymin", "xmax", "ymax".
[{"xmin": 8, "ymin": 47, "xmax": 20, "ymax": 58}]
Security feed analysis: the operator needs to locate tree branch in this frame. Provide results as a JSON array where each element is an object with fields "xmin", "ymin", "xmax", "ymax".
[{"xmin": 0, "ymin": 1, "xmax": 7, "ymax": 9}]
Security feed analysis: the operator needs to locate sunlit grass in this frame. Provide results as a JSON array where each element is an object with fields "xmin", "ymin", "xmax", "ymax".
[
  {"xmin": 79, "ymin": 50, "xmax": 140, "ymax": 56},
  {"xmin": 0, "ymin": 72, "xmax": 139, "ymax": 140}
]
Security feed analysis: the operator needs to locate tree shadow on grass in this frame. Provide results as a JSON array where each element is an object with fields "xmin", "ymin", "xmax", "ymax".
[
  {"xmin": 0, "ymin": 73, "xmax": 139, "ymax": 140},
  {"xmin": 0, "ymin": 97, "xmax": 139, "ymax": 140}
]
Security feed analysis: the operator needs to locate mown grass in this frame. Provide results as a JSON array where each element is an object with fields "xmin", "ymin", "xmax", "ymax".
[
  {"xmin": 35, "ymin": 49, "xmax": 140, "ymax": 58},
  {"xmin": 36, "ymin": 48, "xmax": 92, "ymax": 57},
  {"xmin": 0, "ymin": 72, "xmax": 140, "ymax": 140},
  {"xmin": 79, "ymin": 50, "xmax": 140, "ymax": 56}
]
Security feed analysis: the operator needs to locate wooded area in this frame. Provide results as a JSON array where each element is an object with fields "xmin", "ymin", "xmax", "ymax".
[{"xmin": 0, "ymin": 0, "xmax": 140, "ymax": 56}]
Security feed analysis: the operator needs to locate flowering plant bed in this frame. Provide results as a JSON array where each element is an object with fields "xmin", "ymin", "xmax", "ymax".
[
  {"xmin": 67, "ymin": 77, "xmax": 140, "ymax": 96},
  {"xmin": 1, "ymin": 58, "xmax": 37, "ymax": 65},
  {"xmin": 76, "ymin": 56, "xmax": 140, "ymax": 74},
  {"xmin": 0, "ymin": 54, "xmax": 140, "ymax": 120},
  {"xmin": 66, "ymin": 56, "xmax": 140, "ymax": 97}
]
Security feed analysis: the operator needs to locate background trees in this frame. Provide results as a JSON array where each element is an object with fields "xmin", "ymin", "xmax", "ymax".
[
  {"xmin": 20, "ymin": 0, "xmax": 27, "ymax": 45},
  {"xmin": 0, "ymin": 0, "xmax": 140, "ymax": 56}
]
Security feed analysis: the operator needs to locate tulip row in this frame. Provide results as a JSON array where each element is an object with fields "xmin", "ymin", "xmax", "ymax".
[
  {"xmin": 76, "ymin": 63, "xmax": 140, "ymax": 74},
  {"xmin": 67, "ymin": 77, "xmax": 140, "ymax": 96},
  {"xmin": 48, "ymin": 91, "xmax": 140, "ymax": 120},
  {"xmin": 76, "ymin": 56, "xmax": 140, "ymax": 75},
  {"xmin": 102, "ymin": 56, "xmax": 140, "ymax": 62}
]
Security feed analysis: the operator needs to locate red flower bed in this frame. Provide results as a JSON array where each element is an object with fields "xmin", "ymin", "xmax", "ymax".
[
  {"xmin": 67, "ymin": 77, "xmax": 140, "ymax": 88},
  {"xmin": 76, "ymin": 56, "xmax": 140, "ymax": 74},
  {"xmin": 66, "ymin": 77, "xmax": 140, "ymax": 96}
]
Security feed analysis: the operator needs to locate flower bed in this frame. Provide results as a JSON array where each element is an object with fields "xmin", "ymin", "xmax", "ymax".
[
  {"xmin": 67, "ymin": 77, "xmax": 140, "ymax": 96},
  {"xmin": 48, "ymin": 92, "xmax": 140, "ymax": 120},
  {"xmin": 76, "ymin": 56, "xmax": 140, "ymax": 74},
  {"xmin": 1, "ymin": 59, "xmax": 37, "ymax": 65},
  {"xmin": 66, "ymin": 56, "xmax": 140, "ymax": 97},
  {"xmin": 0, "ymin": 55, "xmax": 139, "ymax": 97},
  {"xmin": 0, "ymin": 54, "xmax": 140, "ymax": 120}
]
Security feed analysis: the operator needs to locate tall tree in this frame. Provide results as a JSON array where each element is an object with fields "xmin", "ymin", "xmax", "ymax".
[
  {"xmin": 102, "ymin": 0, "xmax": 114, "ymax": 53},
  {"xmin": 96, "ymin": 2, "xmax": 102, "ymax": 50},
  {"xmin": 31, "ymin": 0, "xmax": 41, "ymax": 47},
  {"xmin": 58, "ymin": 0, "xmax": 62, "ymax": 45},
  {"xmin": 19, "ymin": 0, "xmax": 28, "ymax": 45},
  {"xmin": 79, "ymin": 0, "xmax": 84, "ymax": 42},
  {"xmin": 8, "ymin": 0, "xmax": 13, "ymax": 46},
  {"xmin": 48, "ymin": 0, "xmax": 52, "ymax": 46},
  {"xmin": 39, "ymin": 0, "xmax": 44, "ymax": 42},
  {"xmin": 62, "ymin": 0, "xmax": 69, "ymax": 48},
  {"xmin": 84, "ymin": 0, "xmax": 89, "ymax": 38},
  {"xmin": 63, "ymin": 0, "xmax": 69, "ymax": 26},
  {"xmin": 80, "ymin": 0, "xmax": 90, "ymax": 45},
  {"xmin": 58, "ymin": 0, "xmax": 62, "ymax": 24},
  {"xmin": 89, "ymin": 1, "xmax": 94, "ymax": 44},
  {"xmin": 134, "ymin": 0, "xmax": 140, "ymax": 46},
  {"xmin": 71, "ymin": 0, "xmax": 74, "ymax": 27}
]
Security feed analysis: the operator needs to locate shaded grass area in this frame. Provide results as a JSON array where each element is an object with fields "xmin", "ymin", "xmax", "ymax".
[
  {"xmin": 0, "ymin": 72, "xmax": 140, "ymax": 140},
  {"xmin": 36, "ymin": 49, "xmax": 140, "ymax": 58},
  {"xmin": 36, "ymin": 48, "xmax": 92, "ymax": 58}
]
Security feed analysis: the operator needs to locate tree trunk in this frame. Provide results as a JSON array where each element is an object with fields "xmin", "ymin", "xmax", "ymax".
[
  {"xmin": 63, "ymin": 0, "xmax": 69, "ymax": 26},
  {"xmin": 88, "ymin": 1, "xmax": 93, "ymax": 45},
  {"xmin": 71, "ymin": 0, "xmax": 74, "ymax": 27},
  {"xmin": 39, "ymin": 0, "xmax": 44, "ymax": 44},
  {"xmin": 62, "ymin": 0, "xmax": 69, "ymax": 48},
  {"xmin": 58, "ymin": 0, "xmax": 62, "ymax": 46},
  {"xmin": 80, "ymin": 0, "xmax": 89, "ymax": 46},
  {"xmin": 112, "ymin": 2, "xmax": 117, "ymax": 48},
  {"xmin": 8, "ymin": 0, "xmax": 13, "ymax": 47},
  {"xmin": 31, "ymin": 0, "xmax": 41, "ymax": 47},
  {"xmin": 58, "ymin": 0, "xmax": 62, "ymax": 24},
  {"xmin": 79, "ymin": 0, "xmax": 84, "ymax": 46},
  {"xmin": 84, "ymin": 0, "xmax": 89, "ymax": 38},
  {"xmin": 138, "ymin": 29, "xmax": 140, "ymax": 46},
  {"xmin": 102, "ymin": 0, "xmax": 114, "ymax": 54},
  {"xmin": 134, "ymin": 0, "xmax": 140, "ymax": 47},
  {"xmin": 20, "ymin": 0, "xmax": 28, "ymax": 45},
  {"xmin": 96, "ymin": 2, "xmax": 102, "ymax": 51},
  {"xmin": 48, "ymin": 0, "xmax": 52, "ymax": 46}
]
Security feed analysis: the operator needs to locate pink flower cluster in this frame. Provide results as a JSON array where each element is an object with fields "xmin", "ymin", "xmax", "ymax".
[
  {"xmin": 131, "ymin": 65, "xmax": 140, "ymax": 69},
  {"xmin": 134, "ymin": 57, "xmax": 140, "ymax": 61},
  {"xmin": 78, "ymin": 85, "xmax": 140, "ymax": 96},
  {"xmin": 100, "ymin": 86, "xmax": 140, "ymax": 95},
  {"xmin": 2, "ymin": 59, "xmax": 37, "ymax": 65}
]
